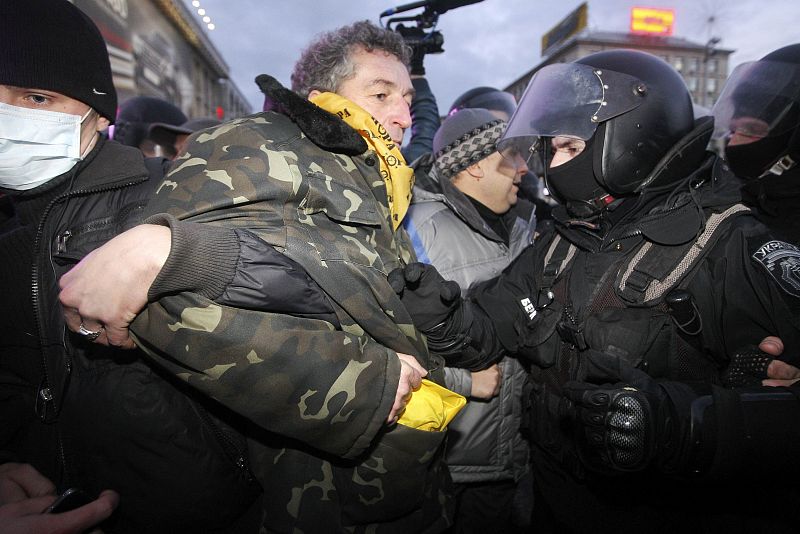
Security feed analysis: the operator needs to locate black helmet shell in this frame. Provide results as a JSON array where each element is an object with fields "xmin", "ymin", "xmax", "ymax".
[{"xmin": 575, "ymin": 50, "xmax": 694, "ymax": 194}]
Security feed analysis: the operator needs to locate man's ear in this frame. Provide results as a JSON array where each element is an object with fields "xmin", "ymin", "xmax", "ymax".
[
  {"xmin": 96, "ymin": 116, "xmax": 111, "ymax": 133},
  {"xmin": 464, "ymin": 161, "xmax": 484, "ymax": 179},
  {"xmin": 307, "ymin": 89, "xmax": 322, "ymax": 100}
]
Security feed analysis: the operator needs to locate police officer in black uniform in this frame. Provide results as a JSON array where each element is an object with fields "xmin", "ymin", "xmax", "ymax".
[
  {"xmin": 713, "ymin": 43, "xmax": 800, "ymax": 242},
  {"xmin": 390, "ymin": 49, "xmax": 800, "ymax": 533}
]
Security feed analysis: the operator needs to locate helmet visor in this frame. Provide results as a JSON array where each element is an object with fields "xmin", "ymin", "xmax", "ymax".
[
  {"xmin": 712, "ymin": 60, "xmax": 800, "ymax": 144},
  {"xmin": 497, "ymin": 62, "xmax": 645, "ymax": 160}
]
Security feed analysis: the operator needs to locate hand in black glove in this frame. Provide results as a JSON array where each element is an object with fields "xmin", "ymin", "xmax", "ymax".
[
  {"xmin": 721, "ymin": 345, "xmax": 773, "ymax": 388},
  {"xmin": 388, "ymin": 262, "xmax": 461, "ymax": 333},
  {"xmin": 563, "ymin": 351, "xmax": 694, "ymax": 474},
  {"xmin": 409, "ymin": 45, "xmax": 426, "ymax": 76}
]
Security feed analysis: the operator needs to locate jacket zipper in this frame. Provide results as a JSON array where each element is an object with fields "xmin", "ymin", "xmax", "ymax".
[
  {"xmin": 32, "ymin": 176, "xmax": 148, "ymax": 477},
  {"xmin": 195, "ymin": 406, "xmax": 254, "ymax": 482}
]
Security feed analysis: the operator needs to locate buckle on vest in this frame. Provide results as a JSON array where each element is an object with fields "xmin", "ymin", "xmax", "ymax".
[{"xmin": 556, "ymin": 320, "xmax": 588, "ymax": 351}]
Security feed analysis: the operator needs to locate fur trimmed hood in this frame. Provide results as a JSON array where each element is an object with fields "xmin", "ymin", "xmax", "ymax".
[{"xmin": 255, "ymin": 74, "xmax": 367, "ymax": 156}]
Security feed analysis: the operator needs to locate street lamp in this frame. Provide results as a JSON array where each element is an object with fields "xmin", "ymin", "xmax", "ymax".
[{"xmin": 702, "ymin": 36, "xmax": 721, "ymax": 107}]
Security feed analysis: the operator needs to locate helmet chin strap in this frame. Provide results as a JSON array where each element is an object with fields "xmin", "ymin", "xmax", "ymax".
[
  {"xmin": 763, "ymin": 154, "xmax": 797, "ymax": 177},
  {"xmin": 762, "ymin": 126, "xmax": 800, "ymax": 178}
]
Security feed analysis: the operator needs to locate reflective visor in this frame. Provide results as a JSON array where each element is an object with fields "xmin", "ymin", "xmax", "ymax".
[
  {"xmin": 497, "ymin": 62, "xmax": 646, "ymax": 160},
  {"xmin": 712, "ymin": 60, "xmax": 800, "ymax": 142}
]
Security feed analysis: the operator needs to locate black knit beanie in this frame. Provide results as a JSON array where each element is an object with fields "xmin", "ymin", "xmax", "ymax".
[
  {"xmin": 0, "ymin": 0, "xmax": 117, "ymax": 122},
  {"xmin": 433, "ymin": 108, "xmax": 507, "ymax": 179}
]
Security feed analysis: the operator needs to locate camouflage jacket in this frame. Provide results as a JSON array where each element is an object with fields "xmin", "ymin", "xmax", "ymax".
[{"xmin": 130, "ymin": 75, "xmax": 451, "ymax": 533}]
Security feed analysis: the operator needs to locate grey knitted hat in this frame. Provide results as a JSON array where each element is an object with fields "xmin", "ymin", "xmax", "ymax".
[{"xmin": 433, "ymin": 108, "xmax": 506, "ymax": 178}]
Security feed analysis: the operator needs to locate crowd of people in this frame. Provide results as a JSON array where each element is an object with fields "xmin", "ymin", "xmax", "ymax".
[{"xmin": 1, "ymin": 0, "xmax": 798, "ymax": 533}]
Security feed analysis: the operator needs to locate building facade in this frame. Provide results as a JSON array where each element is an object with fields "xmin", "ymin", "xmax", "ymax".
[
  {"xmin": 73, "ymin": 0, "xmax": 251, "ymax": 120},
  {"xmin": 505, "ymin": 30, "xmax": 733, "ymax": 110}
]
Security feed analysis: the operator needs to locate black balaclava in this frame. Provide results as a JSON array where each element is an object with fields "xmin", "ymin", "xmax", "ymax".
[
  {"xmin": 723, "ymin": 43, "xmax": 800, "ymax": 180},
  {"xmin": 545, "ymin": 134, "xmax": 609, "ymax": 219}
]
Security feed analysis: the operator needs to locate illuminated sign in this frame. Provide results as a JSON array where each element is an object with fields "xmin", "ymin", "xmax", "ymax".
[
  {"xmin": 630, "ymin": 7, "xmax": 675, "ymax": 36},
  {"xmin": 541, "ymin": 2, "xmax": 588, "ymax": 57}
]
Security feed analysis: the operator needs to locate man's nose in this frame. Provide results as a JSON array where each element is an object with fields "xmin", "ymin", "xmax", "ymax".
[
  {"xmin": 516, "ymin": 155, "xmax": 529, "ymax": 175},
  {"xmin": 395, "ymin": 101, "xmax": 412, "ymax": 130}
]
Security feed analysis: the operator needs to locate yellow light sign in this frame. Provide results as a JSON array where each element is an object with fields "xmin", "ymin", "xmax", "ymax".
[{"xmin": 630, "ymin": 7, "xmax": 675, "ymax": 36}]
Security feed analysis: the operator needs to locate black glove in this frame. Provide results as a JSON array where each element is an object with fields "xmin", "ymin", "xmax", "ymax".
[
  {"xmin": 388, "ymin": 262, "xmax": 461, "ymax": 333},
  {"xmin": 408, "ymin": 41, "xmax": 427, "ymax": 76},
  {"xmin": 721, "ymin": 345, "xmax": 773, "ymax": 388},
  {"xmin": 389, "ymin": 263, "xmax": 493, "ymax": 369},
  {"xmin": 563, "ymin": 351, "xmax": 695, "ymax": 474}
]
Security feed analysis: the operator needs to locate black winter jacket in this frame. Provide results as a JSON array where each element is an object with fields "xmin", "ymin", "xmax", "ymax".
[{"xmin": 0, "ymin": 138, "xmax": 260, "ymax": 533}]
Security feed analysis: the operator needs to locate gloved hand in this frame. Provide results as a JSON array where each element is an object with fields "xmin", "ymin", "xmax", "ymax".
[
  {"xmin": 721, "ymin": 345, "xmax": 773, "ymax": 388},
  {"xmin": 389, "ymin": 263, "xmax": 492, "ymax": 370},
  {"xmin": 409, "ymin": 45, "xmax": 426, "ymax": 76},
  {"xmin": 563, "ymin": 351, "xmax": 694, "ymax": 474},
  {"xmin": 388, "ymin": 262, "xmax": 461, "ymax": 333}
]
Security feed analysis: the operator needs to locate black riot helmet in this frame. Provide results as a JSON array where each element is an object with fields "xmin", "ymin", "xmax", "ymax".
[
  {"xmin": 499, "ymin": 49, "xmax": 694, "ymax": 217},
  {"xmin": 712, "ymin": 44, "xmax": 800, "ymax": 180},
  {"xmin": 448, "ymin": 86, "xmax": 518, "ymax": 120}
]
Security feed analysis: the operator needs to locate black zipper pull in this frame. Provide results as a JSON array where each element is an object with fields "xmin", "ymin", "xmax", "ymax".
[
  {"xmin": 56, "ymin": 230, "xmax": 72, "ymax": 254},
  {"xmin": 35, "ymin": 382, "xmax": 56, "ymax": 422}
]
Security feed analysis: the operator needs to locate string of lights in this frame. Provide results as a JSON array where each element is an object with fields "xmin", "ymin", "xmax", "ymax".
[{"xmin": 190, "ymin": 0, "xmax": 215, "ymax": 30}]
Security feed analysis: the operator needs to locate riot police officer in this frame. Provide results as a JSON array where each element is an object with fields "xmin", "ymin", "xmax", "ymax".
[
  {"xmin": 713, "ymin": 43, "xmax": 800, "ymax": 241},
  {"xmin": 390, "ymin": 49, "xmax": 800, "ymax": 533}
]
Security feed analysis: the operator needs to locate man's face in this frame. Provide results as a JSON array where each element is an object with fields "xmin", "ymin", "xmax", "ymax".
[
  {"xmin": 0, "ymin": 84, "xmax": 109, "ymax": 154},
  {"xmin": 462, "ymin": 151, "xmax": 527, "ymax": 214},
  {"xmin": 550, "ymin": 136, "xmax": 586, "ymax": 167},
  {"xmin": 334, "ymin": 48, "xmax": 414, "ymax": 144},
  {"xmin": 727, "ymin": 116, "xmax": 770, "ymax": 147}
]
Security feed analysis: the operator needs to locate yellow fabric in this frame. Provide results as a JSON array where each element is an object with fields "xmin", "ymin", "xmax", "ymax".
[
  {"xmin": 310, "ymin": 92, "xmax": 414, "ymax": 229},
  {"xmin": 397, "ymin": 379, "xmax": 466, "ymax": 432}
]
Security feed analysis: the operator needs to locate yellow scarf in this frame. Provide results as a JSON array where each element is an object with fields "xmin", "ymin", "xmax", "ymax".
[{"xmin": 310, "ymin": 92, "xmax": 414, "ymax": 229}]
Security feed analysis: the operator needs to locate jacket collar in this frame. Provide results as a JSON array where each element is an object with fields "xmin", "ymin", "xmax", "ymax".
[
  {"xmin": 256, "ymin": 74, "xmax": 367, "ymax": 156},
  {"xmin": 411, "ymin": 157, "xmax": 531, "ymax": 244}
]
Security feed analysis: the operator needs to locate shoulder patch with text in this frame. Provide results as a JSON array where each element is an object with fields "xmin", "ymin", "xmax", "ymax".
[{"xmin": 752, "ymin": 240, "xmax": 800, "ymax": 298}]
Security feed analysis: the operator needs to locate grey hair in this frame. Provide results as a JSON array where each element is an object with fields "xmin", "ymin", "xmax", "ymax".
[{"xmin": 291, "ymin": 20, "xmax": 411, "ymax": 98}]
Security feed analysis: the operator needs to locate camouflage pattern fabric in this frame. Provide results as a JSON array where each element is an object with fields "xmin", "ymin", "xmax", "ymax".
[{"xmin": 131, "ymin": 106, "xmax": 452, "ymax": 532}]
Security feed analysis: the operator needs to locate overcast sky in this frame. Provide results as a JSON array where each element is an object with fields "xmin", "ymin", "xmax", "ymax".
[{"xmin": 182, "ymin": 0, "xmax": 800, "ymax": 114}]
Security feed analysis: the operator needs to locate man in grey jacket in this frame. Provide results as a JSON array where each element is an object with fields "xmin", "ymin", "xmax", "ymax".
[{"xmin": 403, "ymin": 108, "xmax": 535, "ymax": 533}]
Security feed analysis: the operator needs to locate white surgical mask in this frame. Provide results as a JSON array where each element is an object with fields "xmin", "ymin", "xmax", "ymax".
[{"xmin": 0, "ymin": 102, "xmax": 94, "ymax": 190}]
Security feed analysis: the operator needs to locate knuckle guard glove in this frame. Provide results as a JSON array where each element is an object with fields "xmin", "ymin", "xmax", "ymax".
[
  {"xmin": 563, "ymin": 351, "xmax": 697, "ymax": 475},
  {"xmin": 564, "ymin": 383, "xmax": 657, "ymax": 473}
]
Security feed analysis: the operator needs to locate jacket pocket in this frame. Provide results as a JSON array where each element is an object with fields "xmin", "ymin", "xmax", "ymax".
[
  {"xmin": 301, "ymin": 172, "xmax": 382, "ymax": 227},
  {"xmin": 334, "ymin": 423, "xmax": 446, "ymax": 525},
  {"xmin": 518, "ymin": 300, "xmax": 563, "ymax": 368},
  {"xmin": 51, "ymin": 199, "xmax": 148, "ymax": 264}
]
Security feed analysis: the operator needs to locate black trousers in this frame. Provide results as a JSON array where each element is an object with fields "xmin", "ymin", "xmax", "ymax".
[{"xmin": 447, "ymin": 480, "xmax": 518, "ymax": 534}]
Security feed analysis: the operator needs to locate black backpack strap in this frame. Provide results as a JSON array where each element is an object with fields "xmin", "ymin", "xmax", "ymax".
[
  {"xmin": 539, "ymin": 234, "xmax": 577, "ymax": 289},
  {"xmin": 616, "ymin": 203, "xmax": 751, "ymax": 304}
]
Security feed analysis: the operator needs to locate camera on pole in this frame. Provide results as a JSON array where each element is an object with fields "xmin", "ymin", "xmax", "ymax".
[{"xmin": 380, "ymin": 0, "xmax": 485, "ymax": 59}]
